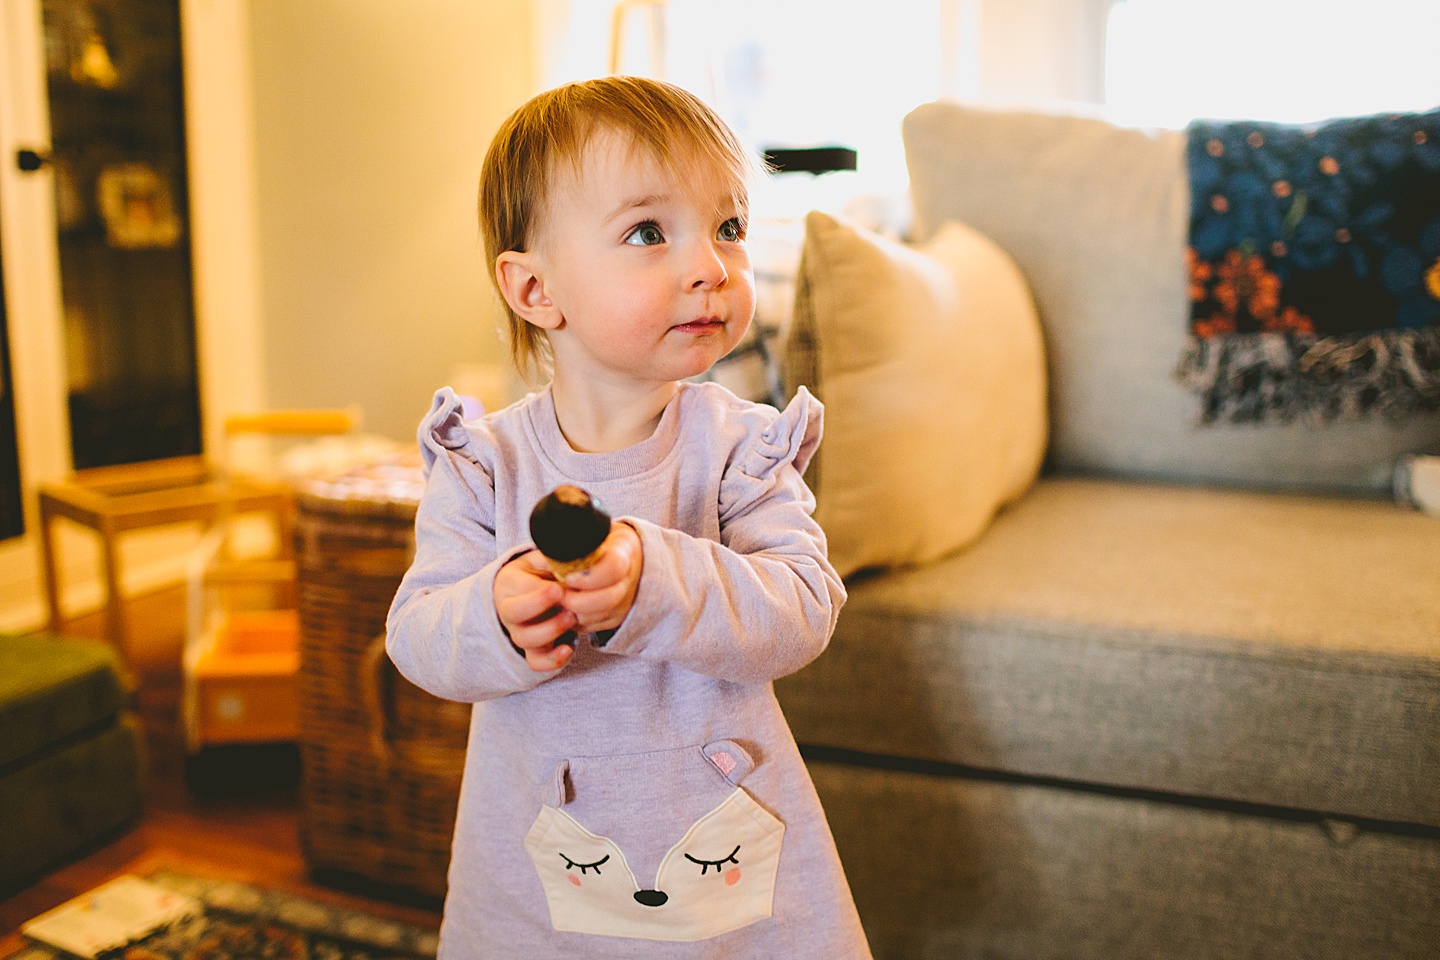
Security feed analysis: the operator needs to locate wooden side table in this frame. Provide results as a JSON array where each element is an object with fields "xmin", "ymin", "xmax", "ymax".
[{"xmin": 37, "ymin": 455, "xmax": 292, "ymax": 664}]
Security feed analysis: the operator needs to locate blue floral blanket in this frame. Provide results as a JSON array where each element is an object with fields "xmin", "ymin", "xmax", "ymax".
[{"xmin": 1177, "ymin": 108, "xmax": 1440, "ymax": 423}]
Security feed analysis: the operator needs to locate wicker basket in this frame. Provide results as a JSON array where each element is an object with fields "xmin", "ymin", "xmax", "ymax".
[{"xmin": 294, "ymin": 456, "xmax": 470, "ymax": 899}]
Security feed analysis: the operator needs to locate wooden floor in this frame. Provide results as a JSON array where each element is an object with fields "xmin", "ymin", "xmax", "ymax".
[{"xmin": 0, "ymin": 585, "xmax": 443, "ymax": 950}]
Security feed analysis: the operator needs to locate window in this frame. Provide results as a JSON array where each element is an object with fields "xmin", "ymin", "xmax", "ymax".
[
  {"xmin": 1105, "ymin": 0, "xmax": 1440, "ymax": 128},
  {"xmin": 539, "ymin": 0, "xmax": 970, "ymax": 211}
]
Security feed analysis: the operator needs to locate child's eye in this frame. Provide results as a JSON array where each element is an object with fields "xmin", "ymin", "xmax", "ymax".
[
  {"xmin": 560, "ymin": 852, "xmax": 610, "ymax": 875},
  {"xmin": 717, "ymin": 218, "xmax": 745, "ymax": 242},
  {"xmin": 624, "ymin": 222, "xmax": 665, "ymax": 246},
  {"xmin": 684, "ymin": 845, "xmax": 741, "ymax": 876}
]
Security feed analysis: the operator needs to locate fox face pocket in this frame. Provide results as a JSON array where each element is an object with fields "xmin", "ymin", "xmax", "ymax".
[{"xmin": 523, "ymin": 740, "xmax": 785, "ymax": 942}]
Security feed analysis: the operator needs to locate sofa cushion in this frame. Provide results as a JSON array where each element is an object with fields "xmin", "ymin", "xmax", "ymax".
[
  {"xmin": 901, "ymin": 102, "xmax": 1440, "ymax": 494},
  {"xmin": 809, "ymin": 759, "xmax": 1440, "ymax": 960},
  {"xmin": 785, "ymin": 210, "xmax": 1048, "ymax": 578},
  {"xmin": 0, "ymin": 715, "xmax": 145, "ymax": 893},
  {"xmin": 776, "ymin": 477, "xmax": 1440, "ymax": 827},
  {"xmin": 0, "ymin": 633, "xmax": 130, "ymax": 769}
]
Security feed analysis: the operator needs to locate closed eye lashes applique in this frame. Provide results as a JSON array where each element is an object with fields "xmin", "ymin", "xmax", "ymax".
[
  {"xmin": 560, "ymin": 852, "xmax": 611, "ymax": 875},
  {"xmin": 684, "ymin": 845, "xmax": 740, "ymax": 876}
]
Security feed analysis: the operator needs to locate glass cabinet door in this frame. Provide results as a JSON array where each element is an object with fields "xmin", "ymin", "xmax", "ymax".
[{"xmin": 41, "ymin": 0, "xmax": 201, "ymax": 470}]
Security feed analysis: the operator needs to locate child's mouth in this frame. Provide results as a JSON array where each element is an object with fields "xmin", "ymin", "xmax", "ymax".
[{"xmin": 673, "ymin": 317, "xmax": 724, "ymax": 334}]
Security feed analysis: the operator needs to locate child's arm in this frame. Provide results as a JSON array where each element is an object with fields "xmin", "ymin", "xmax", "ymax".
[
  {"xmin": 573, "ymin": 390, "xmax": 845, "ymax": 684},
  {"xmin": 386, "ymin": 390, "xmax": 565, "ymax": 701},
  {"xmin": 602, "ymin": 481, "xmax": 842, "ymax": 684}
]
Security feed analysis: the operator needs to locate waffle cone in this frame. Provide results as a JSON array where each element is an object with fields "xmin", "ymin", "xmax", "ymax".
[{"xmin": 547, "ymin": 550, "xmax": 602, "ymax": 580}]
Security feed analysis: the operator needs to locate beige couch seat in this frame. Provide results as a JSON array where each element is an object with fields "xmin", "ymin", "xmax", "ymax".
[{"xmin": 780, "ymin": 476, "xmax": 1440, "ymax": 827}]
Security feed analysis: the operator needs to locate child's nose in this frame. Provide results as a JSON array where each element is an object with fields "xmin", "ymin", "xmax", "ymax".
[{"xmin": 688, "ymin": 242, "xmax": 728, "ymax": 289}]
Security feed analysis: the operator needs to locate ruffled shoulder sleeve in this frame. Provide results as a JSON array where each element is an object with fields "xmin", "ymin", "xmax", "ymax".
[
  {"xmin": 718, "ymin": 386, "xmax": 824, "ymax": 524},
  {"xmin": 417, "ymin": 387, "xmax": 486, "ymax": 476}
]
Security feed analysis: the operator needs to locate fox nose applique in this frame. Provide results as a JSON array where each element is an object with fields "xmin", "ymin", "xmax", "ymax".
[{"xmin": 634, "ymin": 890, "xmax": 669, "ymax": 907}]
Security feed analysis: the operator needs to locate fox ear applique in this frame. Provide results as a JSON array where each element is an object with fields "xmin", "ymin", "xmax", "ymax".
[
  {"xmin": 539, "ymin": 760, "xmax": 572, "ymax": 808},
  {"xmin": 703, "ymin": 740, "xmax": 755, "ymax": 786}
]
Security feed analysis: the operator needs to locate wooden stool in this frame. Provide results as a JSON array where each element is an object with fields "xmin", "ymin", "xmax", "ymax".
[{"xmin": 37, "ymin": 455, "xmax": 292, "ymax": 665}]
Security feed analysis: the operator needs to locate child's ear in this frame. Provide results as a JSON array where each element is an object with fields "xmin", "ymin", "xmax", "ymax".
[{"xmin": 495, "ymin": 251, "xmax": 563, "ymax": 331}]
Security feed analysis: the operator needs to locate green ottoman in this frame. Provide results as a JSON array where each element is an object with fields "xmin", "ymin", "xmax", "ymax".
[{"xmin": 0, "ymin": 634, "xmax": 146, "ymax": 893}]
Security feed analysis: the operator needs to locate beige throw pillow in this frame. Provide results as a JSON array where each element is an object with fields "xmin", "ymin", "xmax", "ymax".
[
  {"xmin": 902, "ymin": 101, "xmax": 1440, "ymax": 494},
  {"xmin": 786, "ymin": 210, "xmax": 1048, "ymax": 579}
]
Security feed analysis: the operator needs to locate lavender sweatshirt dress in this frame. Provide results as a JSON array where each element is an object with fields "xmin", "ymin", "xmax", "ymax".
[{"xmin": 385, "ymin": 382, "xmax": 872, "ymax": 959}]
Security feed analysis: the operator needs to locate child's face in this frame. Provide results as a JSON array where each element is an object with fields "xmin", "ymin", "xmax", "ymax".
[{"xmin": 528, "ymin": 129, "xmax": 755, "ymax": 388}]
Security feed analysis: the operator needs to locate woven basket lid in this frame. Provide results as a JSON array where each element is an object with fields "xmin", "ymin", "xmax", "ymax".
[{"xmin": 294, "ymin": 450, "xmax": 425, "ymax": 519}]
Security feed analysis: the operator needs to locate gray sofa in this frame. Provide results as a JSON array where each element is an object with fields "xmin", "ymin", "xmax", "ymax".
[{"xmin": 771, "ymin": 102, "xmax": 1440, "ymax": 959}]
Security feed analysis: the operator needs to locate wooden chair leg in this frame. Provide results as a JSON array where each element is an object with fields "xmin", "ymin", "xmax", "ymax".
[
  {"xmin": 98, "ymin": 521, "xmax": 129, "ymax": 664},
  {"xmin": 38, "ymin": 499, "xmax": 64, "ymax": 634},
  {"xmin": 257, "ymin": 491, "xmax": 294, "ymax": 561}
]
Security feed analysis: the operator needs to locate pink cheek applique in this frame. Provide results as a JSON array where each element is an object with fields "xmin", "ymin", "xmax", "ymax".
[
  {"xmin": 725, "ymin": 868, "xmax": 741, "ymax": 886},
  {"xmin": 569, "ymin": 875, "xmax": 583, "ymax": 887}
]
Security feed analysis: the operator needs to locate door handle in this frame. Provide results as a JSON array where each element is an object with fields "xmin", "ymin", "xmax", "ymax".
[{"xmin": 16, "ymin": 148, "xmax": 50, "ymax": 172}]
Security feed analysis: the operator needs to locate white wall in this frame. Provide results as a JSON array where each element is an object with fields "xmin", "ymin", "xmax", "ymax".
[
  {"xmin": 977, "ymin": 0, "xmax": 1112, "ymax": 105},
  {"xmin": 247, "ymin": 0, "xmax": 533, "ymax": 442},
  {"xmin": 240, "ymin": 0, "xmax": 1110, "ymax": 448}
]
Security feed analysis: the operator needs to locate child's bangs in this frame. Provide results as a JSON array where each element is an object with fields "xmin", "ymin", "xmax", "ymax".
[
  {"xmin": 635, "ymin": 122, "xmax": 753, "ymax": 217},
  {"xmin": 557, "ymin": 78, "xmax": 755, "ymax": 214}
]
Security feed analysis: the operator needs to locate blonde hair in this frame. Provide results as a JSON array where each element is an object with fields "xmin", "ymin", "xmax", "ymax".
[{"xmin": 479, "ymin": 75, "xmax": 755, "ymax": 382}]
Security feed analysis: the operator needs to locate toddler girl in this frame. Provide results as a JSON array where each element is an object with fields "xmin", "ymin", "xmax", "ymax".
[{"xmin": 386, "ymin": 75, "xmax": 871, "ymax": 958}]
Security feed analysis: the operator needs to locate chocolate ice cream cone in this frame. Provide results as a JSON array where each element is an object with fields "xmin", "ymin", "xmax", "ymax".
[{"xmin": 529, "ymin": 485, "xmax": 612, "ymax": 579}]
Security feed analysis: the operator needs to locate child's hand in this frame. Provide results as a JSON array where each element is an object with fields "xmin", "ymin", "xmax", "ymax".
[
  {"xmin": 558, "ymin": 522, "xmax": 643, "ymax": 634},
  {"xmin": 494, "ymin": 551, "xmax": 578, "ymax": 672}
]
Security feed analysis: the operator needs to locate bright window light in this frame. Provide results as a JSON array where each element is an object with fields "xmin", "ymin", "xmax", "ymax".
[
  {"xmin": 663, "ymin": 0, "xmax": 944, "ymax": 189},
  {"xmin": 542, "ymin": 0, "xmax": 955, "ymax": 207},
  {"xmin": 1105, "ymin": 0, "xmax": 1440, "ymax": 128}
]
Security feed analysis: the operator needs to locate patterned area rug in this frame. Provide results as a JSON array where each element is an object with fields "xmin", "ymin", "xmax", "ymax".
[{"xmin": 14, "ymin": 871, "xmax": 438, "ymax": 960}]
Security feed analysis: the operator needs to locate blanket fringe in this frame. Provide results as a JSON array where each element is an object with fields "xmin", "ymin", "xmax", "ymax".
[{"xmin": 1176, "ymin": 328, "xmax": 1440, "ymax": 425}]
